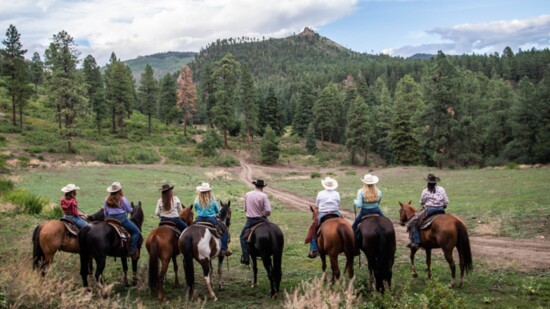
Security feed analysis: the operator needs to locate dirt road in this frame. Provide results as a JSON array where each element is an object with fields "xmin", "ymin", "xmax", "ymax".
[{"xmin": 239, "ymin": 161, "xmax": 550, "ymax": 270}]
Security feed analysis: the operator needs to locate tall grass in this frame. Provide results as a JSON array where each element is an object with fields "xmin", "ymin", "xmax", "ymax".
[
  {"xmin": 284, "ymin": 275, "xmax": 360, "ymax": 309},
  {"xmin": 2, "ymin": 189, "xmax": 49, "ymax": 215}
]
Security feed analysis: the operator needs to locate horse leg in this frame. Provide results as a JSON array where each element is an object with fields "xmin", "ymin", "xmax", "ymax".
[
  {"xmin": 121, "ymin": 258, "xmax": 129, "ymax": 287},
  {"xmin": 95, "ymin": 257, "xmax": 106, "ymax": 296},
  {"xmin": 251, "ymin": 254, "xmax": 258, "ymax": 287},
  {"xmin": 409, "ymin": 248, "xmax": 419, "ymax": 278},
  {"xmin": 158, "ymin": 257, "xmax": 170, "ymax": 301},
  {"xmin": 217, "ymin": 256, "xmax": 224, "ymax": 290},
  {"xmin": 329, "ymin": 254, "xmax": 340, "ymax": 284},
  {"xmin": 261, "ymin": 255, "xmax": 274, "ymax": 297},
  {"xmin": 320, "ymin": 254, "xmax": 327, "ymax": 280},
  {"xmin": 131, "ymin": 255, "xmax": 139, "ymax": 286},
  {"xmin": 443, "ymin": 248, "xmax": 456, "ymax": 288},
  {"xmin": 201, "ymin": 260, "xmax": 217, "ymax": 301},
  {"xmin": 172, "ymin": 255, "xmax": 180, "ymax": 288},
  {"xmin": 425, "ymin": 249, "xmax": 432, "ymax": 279},
  {"xmin": 344, "ymin": 255, "xmax": 354, "ymax": 280}
]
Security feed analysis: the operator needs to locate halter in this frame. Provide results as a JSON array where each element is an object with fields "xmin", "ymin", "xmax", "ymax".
[{"xmin": 399, "ymin": 205, "xmax": 416, "ymax": 226}]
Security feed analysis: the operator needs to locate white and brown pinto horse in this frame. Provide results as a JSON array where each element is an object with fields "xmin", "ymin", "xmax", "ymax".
[{"xmin": 178, "ymin": 200, "xmax": 231, "ymax": 301}]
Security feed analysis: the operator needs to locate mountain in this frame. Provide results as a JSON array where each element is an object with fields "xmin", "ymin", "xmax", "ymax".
[{"xmin": 123, "ymin": 51, "xmax": 197, "ymax": 82}]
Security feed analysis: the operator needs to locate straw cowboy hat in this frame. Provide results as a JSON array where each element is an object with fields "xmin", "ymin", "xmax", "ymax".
[
  {"xmin": 252, "ymin": 179, "xmax": 267, "ymax": 187},
  {"xmin": 159, "ymin": 183, "xmax": 174, "ymax": 192},
  {"xmin": 61, "ymin": 184, "xmax": 80, "ymax": 193},
  {"xmin": 196, "ymin": 182, "xmax": 213, "ymax": 192},
  {"xmin": 321, "ymin": 177, "xmax": 338, "ymax": 190},
  {"xmin": 424, "ymin": 173, "xmax": 441, "ymax": 183},
  {"xmin": 361, "ymin": 174, "xmax": 379, "ymax": 185},
  {"xmin": 107, "ymin": 182, "xmax": 123, "ymax": 193}
]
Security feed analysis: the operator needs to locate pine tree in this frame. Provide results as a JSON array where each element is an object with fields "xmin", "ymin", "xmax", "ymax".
[
  {"xmin": 305, "ymin": 122, "xmax": 317, "ymax": 154},
  {"xmin": 138, "ymin": 64, "xmax": 159, "ymax": 134},
  {"xmin": 313, "ymin": 83, "xmax": 339, "ymax": 144},
  {"xmin": 260, "ymin": 87, "xmax": 284, "ymax": 136},
  {"xmin": 158, "ymin": 73, "xmax": 178, "ymax": 124},
  {"xmin": 82, "ymin": 55, "xmax": 106, "ymax": 135},
  {"xmin": 176, "ymin": 64, "xmax": 197, "ymax": 136},
  {"xmin": 239, "ymin": 65, "xmax": 259, "ymax": 143},
  {"xmin": 211, "ymin": 53, "xmax": 240, "ymax": 148},
  {"xmin": 371, "ymin": 77, "xmax": 393, "ymax": 161},
  {"xmin": 292, "ymin": 80, "xmax": 316, "ymax": 137},
  {"xmin": 199, "ymin": 63, "xmax": 216, "ymax": 126},
  {"xmin": 104, "ymin": 53, "xmax": 135, "ymax": 133},
  {"xmin": 260, "ymin": 125, "xmax": 280, "ymax": 165},
  {"xmin": 30, "ymin": 52, "xmax": 44, "ymax": 95},
  {"xmin": 346, "ymin": 95, "xmax": 372, "ymax": 165},
  {"xmin": 533, "ymin": 68, "xmax": 550, "ymax": 163}
]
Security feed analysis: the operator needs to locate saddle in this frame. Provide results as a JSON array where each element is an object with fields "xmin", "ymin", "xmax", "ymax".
[
  {"xmin": 159, "ymin": 221, "xmax": 182, "ymax": 238},
  {"xmin": 315, "ymin": 214, "xmax": 341, "ymax": 237},
  {"xmin": 420, "ymin": 211, "xmax": 445, "ymax": 230},
  {"xmin": 244, "ymin": 221, "xmax": 268, "ymax": 242},
  {"xmin": 105, "ymin": 218, "xmax": 131, "ymax": 249},
  {"xmin": 356, "ymin": 214, "xmax": 380, "ymax": 230},
  {"xmin": 195, "ymin": 222, "xmax": 221, "ymax": 238},
  {"xmin": 60, "ymin": 218, "xmax": 79, "ymax": 237}
]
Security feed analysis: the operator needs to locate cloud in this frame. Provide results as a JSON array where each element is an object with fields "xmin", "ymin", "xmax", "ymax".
[
  {"xmin": 387, "ymin": 15, "xmax": 550, "ymax": 57},
  {"xmin": 0, "ymin": 0, "xmax": 357, "ymax": 65}
]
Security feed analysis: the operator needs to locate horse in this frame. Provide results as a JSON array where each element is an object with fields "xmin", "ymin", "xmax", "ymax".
[
  {"xmin": 78, "ymin": 201, "xmax": 144, "ymax": 293},
  {"xmin": 399, "ymin": 201, "xmax": 473, "ymax": 288},
  {"xmin": 32, "ymin": 208, "xmax": 104, "ymax": 276},
  {"xmin": 356, "ymin": 215, "xmax": 396, "ymax": 293},
  {"xmin": 178, "ymin": 200, "xmax": 231, "ymax": 301},
  {"xmin": 246, "ymin": 221, "xmax": 284, "ymax": 299},
  {"xmin": 309, "ymin": 206, "xmax": 354, "ymax": 283},
  {"xmin": 146, "ymin": 205, "xmax": 194, "ymax": 301}
]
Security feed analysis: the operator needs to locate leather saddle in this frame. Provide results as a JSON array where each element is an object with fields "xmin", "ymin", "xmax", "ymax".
[
  {"xmin": 356, "ymin": 214, "xmax": 380, "ymax": 230},
  {"xmin": 244, "ymin": 221, "xmax": 268, "ymax": 242},
  {"xmin": 196, "ymin": 222, "xmax": 221, "ymax": 238},
  {"xmin": 159, "ymin": 221, "xmax": 182, "ymax": 238},
  {"xmin": 420, "ymin": 211, "xmax": 445, "ymax": 230},
  {"xmin": 315, "ymin": 214, "xmax": 341, "ymax": 237},
  {"xmin": 60, "ymin": 218, "xmax": 79, "ymax": 237},
  {"xmin": 105, "ymin": 218, "xmax": 131, "ymax": 248}
]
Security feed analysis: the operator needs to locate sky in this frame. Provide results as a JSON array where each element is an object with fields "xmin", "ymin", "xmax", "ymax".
[{"xmin": 1, "ymin": 0, "xmax": 549, "ymax": 66}]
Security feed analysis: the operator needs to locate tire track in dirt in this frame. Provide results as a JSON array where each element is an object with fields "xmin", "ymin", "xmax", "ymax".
[{"xmin": 239, "ymin": 161, "xmax": 550, "ymax": 270}]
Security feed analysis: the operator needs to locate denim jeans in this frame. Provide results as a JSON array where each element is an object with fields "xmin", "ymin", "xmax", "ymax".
[
  {"xmin": 196, "ymin": 216, "xmax": 229, "ymax": 250},
  {"xmin": 63, "ymin": 214, "xmax": 88, "ymax": 229},
  {"xmin": 107, "ymin": 213, "xmax": 141, "ymax": 253},
  {"xmin": 240, "ymin": 217, "xmax": 269, "ymax": 260},
  {"xmin": 409, "ymin": 206, "xmax": 446, "ymax": 244},
  {"xmin": 310, "ymin": 211, "xmax": 341, "ymax": 252},
  {"xmin": 160, "ymin": 216, "xmax": 188, "ymax": 231}
]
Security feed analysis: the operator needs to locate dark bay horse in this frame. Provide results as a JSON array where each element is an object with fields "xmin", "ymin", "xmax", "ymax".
[
  {"xmin": 399, "ymin": 201, "xmax": 473, "ymax": 288},
  {"xmin": 178, "ymin": 200, "xmax": 231, "ymax": 301},
  {"xmin": 78, "ymin": 202, "xmax": 144, "ymax": 293},
  {"xmin": 146, "ymin": 205, "xmax": 194, "ymax": 301},
  {"xmin": 246, "ymin": 221, "xmax": 284, "ymax": 299},
  {"xmin": 357, "ymin": 215, "xmax": 396, "ymax": 293},
  {"xmin": 309, "ymin": 206, "xmax": 354, "ymax": 283},
  {"xmin": 32, "ymin": 208, "xmax": 104, "ymax": 276}
]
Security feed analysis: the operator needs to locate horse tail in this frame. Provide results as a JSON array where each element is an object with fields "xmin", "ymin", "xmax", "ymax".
[
  {"xmin": 148, "ymin": 235, "xmax": 160, "ymax": 292},
  {"xmin": 377, "ymin": 220, "xmax": 396, "ymax": 291},
  {"xmin": 32, "ymin": 224, "xmax": 44, "ymax": 270},
  {"xmin": 182, "ymin": 234, "xmax": 195, "ymax": 296},
  {"xmin": 270, "ymin": 226, "xmax": 284, "ymax": 286},
  {"xmin": 78, "ymin": 224, "xmax": 92, "ymax": 279},
  {"xmin": 340, "ymin": 223, "xmax": 355, "ymax": 259},
  {"xmin": 455, "ymin": 220, "xmax": 473, "ymax": 273}
]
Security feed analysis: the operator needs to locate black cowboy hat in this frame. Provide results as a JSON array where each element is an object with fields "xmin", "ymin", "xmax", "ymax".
[
  {"xmin": 159, "ymin": 183, "xmax": 174, "ymax": 192},
  {"xmin": 424, "ymin": 173, "xmax": 441, "ymax": 183},
  {"xmin": 252, "ymin": 179, "xmax": 267, "ymax": 187}
]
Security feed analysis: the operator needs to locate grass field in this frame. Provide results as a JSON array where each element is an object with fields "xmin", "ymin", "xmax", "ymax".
[{"xmin": 1, "ymin": 164, "xmax": 549, "ymax": 308}]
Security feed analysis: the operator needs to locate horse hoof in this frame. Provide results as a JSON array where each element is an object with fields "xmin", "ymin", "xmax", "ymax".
[{"xmin": 271, "ymin": 293, "xmax": 278, "ymax": 300}]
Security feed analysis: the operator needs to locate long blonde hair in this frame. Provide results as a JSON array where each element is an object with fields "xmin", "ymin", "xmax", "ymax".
[
  {"xmin": 198, "ymin": 191, "xmax": 213, "ymax": 207},
  {"xmin": 362, "ymin": 184, "xmax": 379, "ymax": 202}
]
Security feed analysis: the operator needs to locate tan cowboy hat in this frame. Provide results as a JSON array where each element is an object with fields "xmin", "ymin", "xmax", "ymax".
[
  {"xmin": 196, "ymin": 182, "xmax": 213, "ymax": 192},
  {"xmin": 159, "ymin": 183, "xmax": 174, "ymax": 192},
  {"xmin": 107, "ymin": 182, "xmax": 123, "ymax": 193},
  {"xmin": 361, "ymin": 174, "xmax": 379, "ymax": 185},
  {"xmin": 424, "ymin": 173, "xmax": 441, "ymax": 183},
  {"xmin": 61, "ymin": 184, "xmax": 80, "ymax": 193},
  {"xmin": 321, "ymin": 177, "xmax": 338, "ymax": 190}
]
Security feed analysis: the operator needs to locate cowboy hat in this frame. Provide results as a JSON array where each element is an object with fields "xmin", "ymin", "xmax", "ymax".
[
  {"xmin": 159, "ymin": 183, "xmax": 174, "ymax": 192},
  {"xmin": 196, "ymin": 182, "xmax": 213, "ymax": 192},
  {"xmin": 321, "ymin": 177, "xmax": 338, "ymax": 190},
  {"xmin": 361, "ymin": 174, "xmax": 379, "ymax": 185},
  {"xmin": 61, "ymin": 184, "xmax": 80, "ymax": 193},
  {"xmin": 107, "ymin": 182, "xmax": 123, "ymax": 193},
  {"xmin": 252, "ymin": 179, "xmax": 267, "ymax": 187},
  {"xmin": 424, "ymin": 173, "xmax": 441, "ymax": 183}
]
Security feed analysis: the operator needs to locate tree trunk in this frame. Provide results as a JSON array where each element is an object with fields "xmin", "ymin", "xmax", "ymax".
[
  {"xmin": 321, "ymin": 130, "xmax": 324, "ymax": 146},
  {"xmin": 12, "ymin": 91, "xmax": 16, "ymax": 126},
  {"xmin": 148, "ymin": 113, "xmax": 152, "ymax": 134},
  {"xmin": 224, "ymin": 130, "xmax": 228, "ymax": 149},
  {"xmin": 18, "ymin": 104, "xmax": 23, "ymax": 129},
  {"xmin": 111, "ymin": 106, "xmax": 116, "ymax": 133},
  {"xmin": 57, "ymin": 104, "xmax": 62, "ymax": 129},
  {"xmin": 183, "ymin": 106, "xmax": 187, "ymax": 136}
]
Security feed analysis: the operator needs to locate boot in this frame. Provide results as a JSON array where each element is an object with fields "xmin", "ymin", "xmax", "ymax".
[{"xmin": 220, "ymin": 248, "xmax": 233, "ymax": 257}]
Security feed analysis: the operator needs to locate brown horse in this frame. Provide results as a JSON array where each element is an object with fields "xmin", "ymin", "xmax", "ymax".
[
  {"xmin": 309, "ymin": 206, "xmax": 354, "ymax": 283},
  {"xmin": 399, "ymin": 201, "xmax": 473, "ymax": 288},
  {"xmin": 32, "ymin": 209, "xmax": 104, "ymax": 276},
  {"xmin": 178, "ymin": 200, "xmax": 231, "ymax": 301},
  {"xmin": 146, "ymin": 205, "xmax": 194, "ymax": 301}
]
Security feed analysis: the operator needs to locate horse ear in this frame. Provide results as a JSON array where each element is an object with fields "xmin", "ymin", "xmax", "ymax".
[
  {"xmin": 131, "ymin": 201, "xmax": 135, "ymax": 207},
  {"xmin": 189, "ymin": 204, "xmax": 193, "ymax": 210},
  {"xmin": 226, "ymin": 200, "xmax": 231, "ymax": 208},
  {"xmin": 408, "ymin": 200, "xmax": 412, "ymax": 205},
  {"xmin": 399, "ymin": 201, "xmax": 403, "ymax": 206},
  {"xmin": 309, "ymin": 205, "xmax": 314, "ymax": 213}
]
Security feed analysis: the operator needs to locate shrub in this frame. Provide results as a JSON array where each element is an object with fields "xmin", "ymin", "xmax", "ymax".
[
  {"xmin": 210, "ymin": 154, "xmax": 240, "ymax": 167},
  {"xmin": 260, "ymin": 125, "xmax": 280, "ymax": 165},
  {"xmin": 3, "ymin": 189, "xmax": 49, "ymax": 215},
  {"xmin": 310, "ymin": 172, "xmax": 321, "ymax": 178},
  {"xmin": 42, "ymin": 203, "xmax": 63, "ymax": 219},
  {"xmin": 0, "ymin": 178, "xmax": 14, "ymax": 194},
  {"xmin": 198, "ymin": 129, "xmax": 223, "ymax": 157}
]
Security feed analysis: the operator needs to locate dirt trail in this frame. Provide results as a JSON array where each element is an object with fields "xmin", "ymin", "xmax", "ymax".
[{"xmin": 239, "ymin": 161, "xmax": 550, "ymax": 270}]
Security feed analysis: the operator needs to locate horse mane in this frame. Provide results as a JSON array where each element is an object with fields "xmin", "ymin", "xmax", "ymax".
[
  {"xmin": 130, "ymin": 201, "xmax": 144, "ymax": 229},
  {"xmin": 218, "ymin": 200, "xmax": 231, "ymax": 227}
]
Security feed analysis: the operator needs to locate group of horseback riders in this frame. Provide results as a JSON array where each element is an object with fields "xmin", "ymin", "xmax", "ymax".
[{"xmin": 307, "ymin": 172, "xmax": 449, "ymax": 258}]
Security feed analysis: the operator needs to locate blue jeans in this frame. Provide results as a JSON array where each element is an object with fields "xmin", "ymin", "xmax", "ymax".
[
  {"xmin": 310, "ymin": 211, "xmax": 341, "ymax": 252},
  {"xmin": 352, "ymin": 207, "xmax": 384, "ymax": 241},
  {"xmin": 196, "ymin": 216, "xmax": 228, "ymax": 250},
  {"xmin": 410, "ymin": 206, "xmax": 446, "ymax": 244},
  {"xmin": 240, "ymin": 217, "xmax": 269, "ymax": 260},
  {"xmin": 63, "ymin": 214, "xmax": 88, "ymax": 229},
  {"xmin": 160, "ymin": 216, "xmax": 188, "ymax": 231},
  {"xmin": 107, "ymin": 213, "xmax": 141, "ymax": 253}
]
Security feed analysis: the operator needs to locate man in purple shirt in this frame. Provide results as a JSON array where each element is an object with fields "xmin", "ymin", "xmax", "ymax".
[{"xmin": 240, "ymin": 179, "xmax": 271, "ymax": 265}]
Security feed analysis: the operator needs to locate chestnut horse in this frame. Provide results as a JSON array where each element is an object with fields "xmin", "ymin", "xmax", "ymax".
[
  {"xmin": 146, "ymin": 205, "xmax": 194, "ymax": 301},
  {"xmin": 246, "ymin": 221, "xmax": 284, "ymax": 299},
  {"xmin": 399, "ymin": 201, "xmax": 473, "ymax": 288},
  {"xmin": 357, "ymin": 215, "xmax": 396, "ymax": 293},
  {"xmin": 178, "ymin": 200, "xmax": 231, "ymax": 301},
  {"xmin": 32, "ymin": 208, "xmax": 104, "ymax": 276},
  {"xmin": 308, "ymin": 206, "xmax": 354, "ymax": 283}
]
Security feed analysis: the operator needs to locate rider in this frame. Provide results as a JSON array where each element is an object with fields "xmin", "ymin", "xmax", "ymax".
[
  {"xmin": 352, "ymin": 174, "xmax": 384, "ymax": 255},
  {"xmin": 193, "ymin": 182, "xmax": 232, "ymax": 257},
  {"xmin": 60, "ymin": 183, "xmax": 88, "ymax": 229},
  {"xmin": 103, "ymin": 182, "xmax": 141, "ymax": 259},
  {"xmin": 240, "ymin": 179, "xmax": 271, "ymax": 265},
  {"xmin": 308, "ymin": 177, "xmax": 341, "ymax": 259},
  {"xmin": 407, "ymin": 173, "xmax": 449, "ymax": 249},
  {"xmin": 155, "ymin": 183, "xmax": 188, "ymax": 231}
]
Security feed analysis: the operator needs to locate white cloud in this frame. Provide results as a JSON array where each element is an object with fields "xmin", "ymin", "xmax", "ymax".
[{"xmin": 0, "ymin": 0, "xmax": 357, "ymax": 65}]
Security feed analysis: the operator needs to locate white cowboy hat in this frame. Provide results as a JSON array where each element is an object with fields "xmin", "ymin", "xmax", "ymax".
[
  {"xmin": 107, "ymin": 181, "xmax": 123, "ymax": 193},
  {"xmin": 321, "ymin": 177, "xmax": 338, "ymax": 190},
  {"xmin": 361, "ymin": 174, "xmax": 379, "ymax": 185},
  {"xmin": 196, "ymin": 182, "xmax": 213, "ymax": 192},
  {"xmin": 61, "ymin": 184, "xmax": 80, "ymax": 193}
]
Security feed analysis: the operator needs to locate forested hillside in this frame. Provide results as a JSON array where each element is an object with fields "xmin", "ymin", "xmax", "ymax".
[{"xmin": 123, "ymin": 51, "xmax": 196, "ymax": 82}]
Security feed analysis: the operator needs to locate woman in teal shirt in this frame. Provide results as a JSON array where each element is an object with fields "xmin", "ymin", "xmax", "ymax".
[
  {"xmin": 194, "ymin": 182, "xmax": 231, "ymax": 257},
  {"xmin": 352, "ymin": 174, "xmax": 385, "ymax": 254}
]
